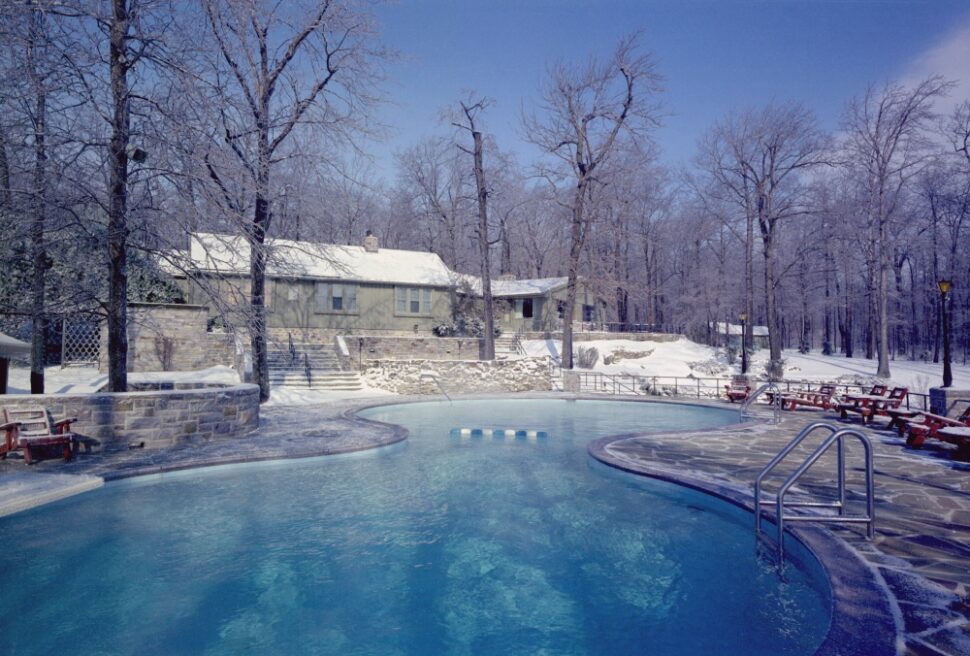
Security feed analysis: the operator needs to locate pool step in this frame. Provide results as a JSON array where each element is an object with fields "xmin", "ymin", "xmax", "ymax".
[{"xmin": 450, "ymin": 428, "xmax": 548, "ymax": 439}]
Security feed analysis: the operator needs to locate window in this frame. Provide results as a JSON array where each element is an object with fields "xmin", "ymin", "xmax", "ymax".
[
  {"xmin": 514, "ymin": 298, "xmax": 534, "ymax": 318},
  {"xmin": 557, "ymin": 300, "xmax": 566, "ymax": 319},
  {"xmin": 396, "ymin": 287, "xmax": 431, "ymax": 315},
  {"xmin": 315, "ymin": 282, "xmax": 357, "ymax": 314},
  {"xmin": 582, "ymin": 304, "xmax": 595, "ymax": 322}
]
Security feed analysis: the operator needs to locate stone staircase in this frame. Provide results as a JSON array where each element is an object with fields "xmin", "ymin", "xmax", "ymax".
[
  {"xmin": 267, "ymin": 342, "xmax": 363, "ymax": 391},
  {"xmin": 494, "ymin": 335, "xmax": 520, "ymax": 360}
]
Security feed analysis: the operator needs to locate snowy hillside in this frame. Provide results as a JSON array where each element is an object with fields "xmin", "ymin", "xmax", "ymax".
[{"xmin": 523, "ymin": 336, "xmax": 970, "ymax": 392}]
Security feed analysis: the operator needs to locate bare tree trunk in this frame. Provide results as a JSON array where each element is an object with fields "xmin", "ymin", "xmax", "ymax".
[
  {"xmin": 762, "ymin": 232, "xmax": 783, "ymax": 379},
  {"xmin": 465, "ymin": 110, "xmax": 494, "ymax": 360},
  {"xmin": 744, "ymin": 208, "xmax": 754, "ymax": 372},
  {"xmin": 876, "ymin": 191, "xmax": 891, "ymax": 377},
  {"xmin": 26, "ymin": 5, "xmax": 47, "ymax": 394},
  {"xmin": 106, "ymin": 0, "xmax": 131, "ymax": 393},
  {"xmin": 29, "ymin": 85, "xmax": 46, "ymax": 394},
  {"xmin": 561, "ymin": 183, "xmax": 588, "ymax": 369},
  {"xmin": 250, "ymin": 95, "xmax": 272, "ymax": 401},
  {"xmin": 0, "ymin": 126, "xmax": 10, "ymax": 210}
]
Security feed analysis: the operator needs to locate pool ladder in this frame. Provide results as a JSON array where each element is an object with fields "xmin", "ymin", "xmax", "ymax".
[
  {"xmin": 740, "ymin": 382, "xmax": 782, "ymax": 424},
  {"xmin": 754, "ymin": 422, "xmax": 875, "ymax": 563}
]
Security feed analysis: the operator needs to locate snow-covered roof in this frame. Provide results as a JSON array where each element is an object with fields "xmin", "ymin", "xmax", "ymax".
[
  {"xmin": 459, "ymin": 274, "xmax": 568, "ymax": 298},
  {"xmin": 180, "ymin": 233, "xmax": 456, "ymax": 287},
  {"xmin": 0, "ymin": 331, "xmax": 30, "ymax": 359},
  {"xmin": 711, "ymin": 321, "xmax": 769, "ymax": 337}
]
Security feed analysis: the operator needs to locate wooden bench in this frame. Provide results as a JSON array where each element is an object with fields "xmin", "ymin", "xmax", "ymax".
[
  {"xmin": 1, "ymin": 406, "xmax": 77, "ymax": 465},
  {"xmin": 902, "ymin": 405, "xmax": 970, "ymax": 448},
  {"xmin": 780, "ymin": 384, "xmax": 838, "ymax": 411}
]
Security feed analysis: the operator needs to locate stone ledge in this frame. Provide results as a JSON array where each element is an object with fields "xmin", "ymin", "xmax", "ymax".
[{"xmin": 0, "ymin": 472, "xmax": 104, "ymax": 517}]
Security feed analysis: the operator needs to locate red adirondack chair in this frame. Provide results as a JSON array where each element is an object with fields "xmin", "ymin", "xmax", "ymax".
[
  {"xmin": 1, "ymin": 406, "xmax": 76, "ymax": 465},
  {"xmin": 857, "ymin": 387, "xmax": 908, "ymax": 424},
  {"xmin": 724, "ymin": 375, "xmax": 751, "ymax": 403}
]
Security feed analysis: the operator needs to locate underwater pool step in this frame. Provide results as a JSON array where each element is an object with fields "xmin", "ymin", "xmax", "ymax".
[{"xmin": 449, "ymin": 428, "xmax": 548, "ymax": 439}]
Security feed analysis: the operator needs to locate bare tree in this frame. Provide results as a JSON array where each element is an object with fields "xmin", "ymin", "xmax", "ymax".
[
  {"xmin": 697, "ymin": 102, "xmax": 828, "ymax": 379},
  {"xmin": 201, "ymin": 0, "xmax": 384, "ymax": 401},
  {"xmin": 524, "ymin": 34, "xmax": 662, "ymax": 368},
  {"xmin": 842, "ymin": 76, "xmax": 950, "ymax": 378},
  {"xmin": 453, "ymin": 97, "xmax": 495, "ymax": 359}
]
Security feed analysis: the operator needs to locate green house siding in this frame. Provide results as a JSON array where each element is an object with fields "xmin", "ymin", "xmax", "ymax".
[
  {"xmin": 180, "ymin": 275, "xmax": 452, "ymax": 334},
  {"xmin": 493, "ymin": 284, "xmax": 593, "ymax": 333},
  {"xmin": 269, "ymin": 279, "xmax": 451, "ymax": 332}
]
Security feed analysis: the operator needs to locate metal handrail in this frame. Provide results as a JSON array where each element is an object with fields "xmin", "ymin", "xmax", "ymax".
[
  {"xmin": 740, "ymin": 382, "xmax": 782, "ymax": 424},
  {"xmin": 510, "ymin": 324, "xmax": 528, "ymax": 356},
  {"xmin": 420, "ymin": 372, "xmax": 452, "ymax": 402},
  {"xmin": 303, "ymin": 353, "xmax": 312, "ymax": 388},
  {"xmin": 754, "ymin": 422, "xmax": 838, "ymax": 536},
  {"xmin": 774, "ymin": 428, "xmax": 874, "ymax": 561},
  {"xmin": 754, "ymin": 422, "xmax": 875, "ymax": 563}
]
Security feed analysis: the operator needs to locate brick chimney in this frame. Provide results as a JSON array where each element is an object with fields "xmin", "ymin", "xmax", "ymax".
[{"xmin": 363, "ymin": 230, "xmax": 379, "ymax": 253}]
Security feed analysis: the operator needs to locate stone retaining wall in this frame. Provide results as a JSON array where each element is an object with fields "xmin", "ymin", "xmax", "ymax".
[
  {"xmin": 346, "ymin": 336, "xmax": 483, "ymax": 368},
  {"xmin": 100, "ymin": 303, "xmax": 235, "ymax": 373},
  {"xmin": 0, "ymin": 383, "xmax": 260, "ymax": 450},
  {"xmin": 363, "ymin": 357, "xmax": 553, "ymax": 394}
]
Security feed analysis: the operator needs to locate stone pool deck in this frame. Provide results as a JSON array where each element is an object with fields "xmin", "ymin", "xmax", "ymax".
[{"xmin": 1, "ymin": 392, "xmax": 968, "ymax": 655}]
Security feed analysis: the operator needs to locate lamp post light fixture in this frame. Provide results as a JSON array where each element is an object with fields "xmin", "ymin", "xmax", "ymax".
[
  {"xmin": 739, "ymin": 312, "xmax": 748, "ymax": 375},
  {"xmin": 938, "ymin": 279, "xmax": 953, "ymax": 388}
]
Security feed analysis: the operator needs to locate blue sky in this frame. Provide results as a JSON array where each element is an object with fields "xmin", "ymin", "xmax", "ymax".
[{"xmin": 368, "ymin": 0, "xmax": 970, "ymax": 181}]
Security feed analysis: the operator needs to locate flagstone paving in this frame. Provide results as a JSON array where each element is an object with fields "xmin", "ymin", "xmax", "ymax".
[
  {"xmin": 1, "ymin": 392, "xmax": 969, "ymax": 655},
  {"xmin": 595, "ymin": 403, "xmax": 970, "ymax": 656}
]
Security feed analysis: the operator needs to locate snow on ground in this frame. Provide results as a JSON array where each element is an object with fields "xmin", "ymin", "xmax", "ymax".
[
  {"xmin": 5, "ymin": 365, "xmax": 240, "ymax": 395},
  {"xmin": 5, "ymin": 363, "xmax": 395, "ymax": 405},
  {"xmin": 6, "ymin": 336, "xmax": 966, "ymax": 400},
  {"xmin": 263, "ymin": 384, "xmax": 396, "ymax": 407},
  {"xmin": 6, "ymin": 365, "xmax": 104, "ymax": 394},
  {"xmin": 524, "ymin": 336, "xmax": 970, "ymax": 392}
]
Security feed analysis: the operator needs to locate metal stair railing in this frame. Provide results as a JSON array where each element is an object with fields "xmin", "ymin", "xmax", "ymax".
[
  {"xmin": 420, "ymin": 372, "xmax": 452, "ymax": 402},
  {"xmin": 740, "ymin": 382, "xmax": 782, "ymax": 424},
  {"xmin": 754, "ymin": 421, "xmax": 875, "ymax": 563},
  {"xmin": 510, "ymin": 325, "xmax": 528, "ymax": 356}
]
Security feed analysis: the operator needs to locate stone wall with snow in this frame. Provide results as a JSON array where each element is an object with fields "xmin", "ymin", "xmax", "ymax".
[
  {"xmin": 363, "ymin": 357, "xmax": 554, "ymax": 394},
  {"xmin": 346, "ymin": 336, "xmax": 483, "ymax": 367},
  {"xmin": 0, "ymin": 383, "xmax": 260, "ymax": 451}
]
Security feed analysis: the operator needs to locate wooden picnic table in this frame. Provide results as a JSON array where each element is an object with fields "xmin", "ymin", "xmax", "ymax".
[{"xmin": 937, "ymin": 427, "xmax": 970, "ymax": 461}]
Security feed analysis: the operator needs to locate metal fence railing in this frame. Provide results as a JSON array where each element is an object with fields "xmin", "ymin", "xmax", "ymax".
[{"xmin": 573, "ymin": 372, "xmax": 934, "ymax": 412}]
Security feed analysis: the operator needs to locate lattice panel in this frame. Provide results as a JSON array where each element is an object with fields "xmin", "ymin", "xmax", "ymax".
[{"xmin": 61, "ymin": 319, "xmax": 101, "ymax": 366}]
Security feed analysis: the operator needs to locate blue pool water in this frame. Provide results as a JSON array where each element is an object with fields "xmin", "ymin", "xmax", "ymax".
[{"xmin": 0, "ymin": 400, "xmax": 830, "ymax": 655}]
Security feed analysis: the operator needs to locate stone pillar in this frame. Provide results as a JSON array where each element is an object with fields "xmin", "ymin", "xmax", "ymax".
[
  {"xmin": 563, "ymin": 370, "xmax": 580, "ymax": 393},
  {"xmin": 929, "ymin": 387, "xmax": 970, "ymax": 416}
]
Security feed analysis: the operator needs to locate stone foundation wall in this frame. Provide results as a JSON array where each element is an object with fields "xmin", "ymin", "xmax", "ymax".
[
  {"xmin": 0, "ymin": 383, "xmax": 260, "ymax": 450},
  {"xmin": 346, "ymin": 336, "xmax": 483, "ymax": 368},
  {"xmin": 363, "ymin": 357, "xmax": 554, "ymax": 394},
  {"xmin": 100, "ymin": 303, "xmax": 235, "ymax": 373},
  {"xmin": 568, "ymin": 332, "xmax": 681, "ymax": 343}
]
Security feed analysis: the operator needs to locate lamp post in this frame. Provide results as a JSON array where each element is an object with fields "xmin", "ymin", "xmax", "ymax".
[
  {"xmin": 938, "ymin": 279, "xmax": 953, "ymax": 388},
  {"xmin": 739, "ymin": 312, "xmax": 748, "ymax": 375}
]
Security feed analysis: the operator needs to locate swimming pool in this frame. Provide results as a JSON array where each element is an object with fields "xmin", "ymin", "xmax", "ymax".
[{"xmin": 0, "ymin": 399, "xmax": 831, "ymax": 655}]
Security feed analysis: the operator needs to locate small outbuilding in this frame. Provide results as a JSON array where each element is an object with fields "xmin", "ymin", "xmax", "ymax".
[{"xmin": 0, "ymin": 332, "xmax": 30, "ymax": 394}]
